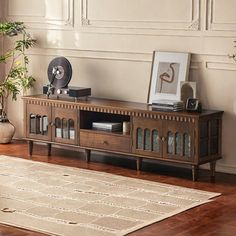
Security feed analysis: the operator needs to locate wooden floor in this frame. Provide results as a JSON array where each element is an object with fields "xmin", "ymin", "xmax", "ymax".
[{"xmin": 0, "ymin": 140, "xmax": 236, "ymax": 236}]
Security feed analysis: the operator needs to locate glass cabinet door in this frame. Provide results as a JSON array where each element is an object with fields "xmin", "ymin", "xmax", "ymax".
[
  {"xmin": 26, "ymin": 104, "xmax": 52, "ymax": 141},
  {"xmin": 162, "ymin": 120, "xmax": 194, "ymax": 162},
  {"xmin": 132, "ymin": 117, "xmax": 163, "ymax": 158},
  {"xmin": 52, "ymin": 108, "xmax": 77, "ymax": 145}
]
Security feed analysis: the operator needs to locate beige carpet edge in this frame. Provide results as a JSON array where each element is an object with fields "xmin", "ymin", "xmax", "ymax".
[
  {"xmin": 0, "ymin": 221, "xmax": 57, "ymax": 236},
  {"xmin": 0, "ymin": 200, "xmax": 217, "ymax": 236},
  {"xmin": 118, "ymin": 199, "xmax": 215, "ymax": 236}
]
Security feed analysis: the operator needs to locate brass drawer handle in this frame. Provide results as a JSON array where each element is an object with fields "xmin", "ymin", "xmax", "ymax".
[{"xmin": 102, "ymin": 140, "xmax": 108, "ymax": 145}]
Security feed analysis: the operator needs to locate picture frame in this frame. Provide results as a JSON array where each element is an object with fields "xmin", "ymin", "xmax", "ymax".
[{"xmin": 148, "ymin": 51, "xmax": 191, "ymax": 104}]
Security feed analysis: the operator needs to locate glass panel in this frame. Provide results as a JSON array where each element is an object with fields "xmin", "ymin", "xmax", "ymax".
[
  {"xmin": 144, "ymin": 129, "xmax": 151, "ymax": 151},
  {"xmin": 152, "ymin": 130, "xmax": 159, "ymax": 152},
  {"xmin": 30, "ymin": 114, "xmax": 47, "ymax": 135},
  {"xmin": 175, "ymin": 133, "xmax": 182, "ymax": 155},
  {"xmin": 137, "ymin": 128, "xmax": 143, "ymax": 149},
  {"xmin": 200, "ymin": 139, "xmax": 208, "ymax": 157},
  {"xmin": 62, "ymin": 118, "xmax": 69, "ymax": 139},
  {"xmin": 29, "ymin": 114, "xmax": 37, "ymax": 134},
  {"xmin": 184, "ymin": 133, "xmax": 191, "ymax": 157},
  {"xmin": 55, "ymin": 117, "xmax": 62, "ymax": 138},
  {"xmin": 41, "ymin": 116, "xmax": 48, "ymax": 135},
  {"xmin": 211, "ymin": 119, "xmax": 219, "ymax": 136},
  {"xmin": 200, "ymin": 121, "xmax": 208, "ymax": 138},
  {"xmin": 167, "ymin": 132, "xmax": 174, "ymax": 154},
  {"xmin": 68, "ymin": 119, "xmax": 75, "ymax": 140},
  {"xmin": 36, "ymin": 115, "xmax": 41, "ymax": 134},
  {"xmin": 210, "ymin": 137, "xmax": 218, "ymax": 154}
]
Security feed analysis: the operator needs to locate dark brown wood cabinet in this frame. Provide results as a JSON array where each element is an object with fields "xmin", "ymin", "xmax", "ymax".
[
  {"xmin": 23, "ymin": 95, "xmax": 223, "ymax": 181},
  {"xmin": 132, "ymin": 117, "xmax": 195, "ymax": 162}
]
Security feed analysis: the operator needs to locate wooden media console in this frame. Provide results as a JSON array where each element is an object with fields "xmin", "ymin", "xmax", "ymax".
[{"xmin": 23, "ymin": 95, "xmax": 223, "ymax": 181}]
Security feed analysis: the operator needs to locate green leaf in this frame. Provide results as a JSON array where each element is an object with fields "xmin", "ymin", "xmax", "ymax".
[{"xmin": 0, "ymin": 21, "xmax": 36, "ymax": 111}]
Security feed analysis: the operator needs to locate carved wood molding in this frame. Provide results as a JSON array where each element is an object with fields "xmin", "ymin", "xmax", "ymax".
[
  {"xmin": 25, "ymin": 98, "xmax": 195, "ymax": 123},
  {"xmin": 26, "ymin": 99, "xmax": 78, "ymax": 110}
]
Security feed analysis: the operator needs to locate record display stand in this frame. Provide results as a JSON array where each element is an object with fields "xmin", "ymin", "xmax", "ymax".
[{"xmin": 44, "ymin": 57, "xmax": 91, "ymax": 100}]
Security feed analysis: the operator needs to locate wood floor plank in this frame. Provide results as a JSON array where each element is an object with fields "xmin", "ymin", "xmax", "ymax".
[{"xmin": 0, "ymin": 140, "xmax": 235, "ymax": 236}]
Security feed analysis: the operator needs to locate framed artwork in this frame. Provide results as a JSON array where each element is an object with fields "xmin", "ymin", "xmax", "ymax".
[{"xmin": 148, "ymin": 51, "xmax": 191, "ymax": 104}]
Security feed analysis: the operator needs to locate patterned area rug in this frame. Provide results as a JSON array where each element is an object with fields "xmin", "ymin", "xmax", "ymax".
[{"xmin": 0, "ymin": 155, "xmax": 220, "ymax": 236}]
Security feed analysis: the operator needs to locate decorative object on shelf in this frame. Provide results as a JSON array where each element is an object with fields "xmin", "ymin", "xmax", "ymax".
[
  {"xmin": 0, "ymin": 21, "xmax": 36, "ymax": 143},
  {"xmin": 92, "ymin": 121, "xmax": 122, "ymax": 132},
  {"xmin": 44, "ymin": 56, "xmax": 91, "ymax": 100},
  {"xmin": 186, "ymin": 98, "xmax": 202, "ymax": 112},
  {"xmin": 180, "ymin": 81, "xmax": 197, "ymax": 108},
  {"xmin": 148, "ymin": 51, "xmax": 191, "ymax": 104},
  {"xmin": 122, "ymin": 121, "xmax": 130, "ymax": 133}
]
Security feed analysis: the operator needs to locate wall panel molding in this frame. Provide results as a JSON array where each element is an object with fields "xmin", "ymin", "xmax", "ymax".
[
  {"xmin": 206, "ymin": 0, "xmax": 236, "ymax": 31},
  {"xmin": 206, "ymin": 61, "xmax": 236, "ymax": 71},
  {"xmin": 27, "ymin": 48, "xmax": 202, "ymax": 71},
  {"xmin": 28, "ymin": 48, "xmax": 236, "ymax": 72},
  {"xmin": 81, "ymin": 0, "xmax": 200, "ymax": 32},
  {"xmin": 6, "ymin": 0, "xmax": 74, "ymax": 30}
]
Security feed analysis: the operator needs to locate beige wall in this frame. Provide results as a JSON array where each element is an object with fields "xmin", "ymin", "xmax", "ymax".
[
  {"xmin": 0, "ymin": 2, "xmax": 4, "ymax": 82},
  {"xmin": 3, "ymin": 0, "xmax": 236, "ymax": 174}
]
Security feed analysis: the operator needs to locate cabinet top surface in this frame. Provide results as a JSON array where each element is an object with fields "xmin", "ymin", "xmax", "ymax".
[{"xmin": 23, "ymin": 94, "xmax": 223, "ymax": 117}]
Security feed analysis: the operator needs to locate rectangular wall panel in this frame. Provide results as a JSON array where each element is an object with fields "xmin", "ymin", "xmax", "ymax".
[
  {"xmin": 8, "ymin": 0, "xmax": 45, "ymax": 17},
  {"xmin": 81, "ymin": 0, "xmax": 200, "ymax": 31},
  {"xmin": 6, "ymin": 0, "xmax": 74, "ymax": 29},
  {"xmin": 207, "ymin": 0, "xmax": 236, "ymax": 31}
]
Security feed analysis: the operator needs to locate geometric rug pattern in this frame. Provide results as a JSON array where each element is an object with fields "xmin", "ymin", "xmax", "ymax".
[{"xmin": 0, "ymin": 155, "xmax": 220, "ymax": 236}]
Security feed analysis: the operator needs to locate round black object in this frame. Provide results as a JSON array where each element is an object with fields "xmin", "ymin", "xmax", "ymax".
[{"xmin": 47, "ymin": 57, "xmax": 72, "ymax": 88}]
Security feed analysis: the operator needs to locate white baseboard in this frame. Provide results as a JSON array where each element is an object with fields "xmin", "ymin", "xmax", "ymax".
[
  {"xmin": 201, "ymin": 163, "xmax": 236, "ymax": 175},
  {"xmin": 215, "ymin": 164, "xmax": 236, "ymax": 175}
]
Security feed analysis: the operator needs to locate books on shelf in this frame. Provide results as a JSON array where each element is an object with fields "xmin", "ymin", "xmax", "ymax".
[
  {"xmin": 152, "ymin": 99, "xmax": 184, "ymax": 112},
  {"xmin": 92, "ymin": 122, "xmax": 122, "ymax": 132}
]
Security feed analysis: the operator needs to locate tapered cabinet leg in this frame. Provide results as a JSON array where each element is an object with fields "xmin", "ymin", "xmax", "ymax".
[
  {"xmin": 192, "ymin": 165, "xmax": 198, "ymax": 181},
  {"xmin": 136, "ymin": 157, "xmax": 143, "ymax": 171},
  {"xmin": 85, "ymin": 149, "xmax": 91, "ymax": 162},
  {"xmin": 210, "ymin": 161, "xmax": 216, "ymax": 178},
  {"xmin": 29, "ymin": 140, "xmax": 33, "ymax": 156},
  {"xmin": 47, "ymin": 143, "xmax": 52, "ymax": 156}
]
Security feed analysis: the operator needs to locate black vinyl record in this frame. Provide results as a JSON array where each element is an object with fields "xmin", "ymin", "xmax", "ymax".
[{"xmin": 47, "ymin": 57, "xmax": 72, "ymax": 88}]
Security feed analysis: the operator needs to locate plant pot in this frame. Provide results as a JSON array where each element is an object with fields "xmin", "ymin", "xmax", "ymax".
[{"xmin": 0, "ymin": 119, "xmax": 15, "ymax": 144}]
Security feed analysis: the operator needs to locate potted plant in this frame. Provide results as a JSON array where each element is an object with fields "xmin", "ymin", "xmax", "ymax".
[{"xmin": 0, "ymin": 21, "xmax": 36, "ymax": 143}]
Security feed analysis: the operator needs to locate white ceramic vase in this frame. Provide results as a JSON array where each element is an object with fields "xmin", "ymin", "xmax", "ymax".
[{"xmin": 0, "ymin": 121, "xmax": 15, "ymax": 143}]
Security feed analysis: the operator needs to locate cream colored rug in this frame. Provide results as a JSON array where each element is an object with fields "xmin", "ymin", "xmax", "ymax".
[{"xmin": 0, "ymin": 155, "xmax": 220, "ymax": 236}]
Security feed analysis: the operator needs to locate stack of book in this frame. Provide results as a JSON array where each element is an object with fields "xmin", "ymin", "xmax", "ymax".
[
  {"xmin": 152, "ymin": 99, "xmax": 184, "ymax": 112},
  {"xmin": 92, "ymin": 122, "xmax": 122, "ymax": 132}
]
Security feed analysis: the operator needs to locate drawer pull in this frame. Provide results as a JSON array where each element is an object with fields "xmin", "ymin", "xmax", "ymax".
[
  {"xmin": 102, "ymin": 140, "xmax": 108, "ymax": 145},
  {"xmin": 161, "ymin": 137, "xmax": 166, "ymax": 142}
]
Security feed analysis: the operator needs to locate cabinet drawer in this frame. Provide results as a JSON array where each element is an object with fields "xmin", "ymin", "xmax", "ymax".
[{"xmin": 80, "ymin": 131, "xmax": 131, "ymax": 153}]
